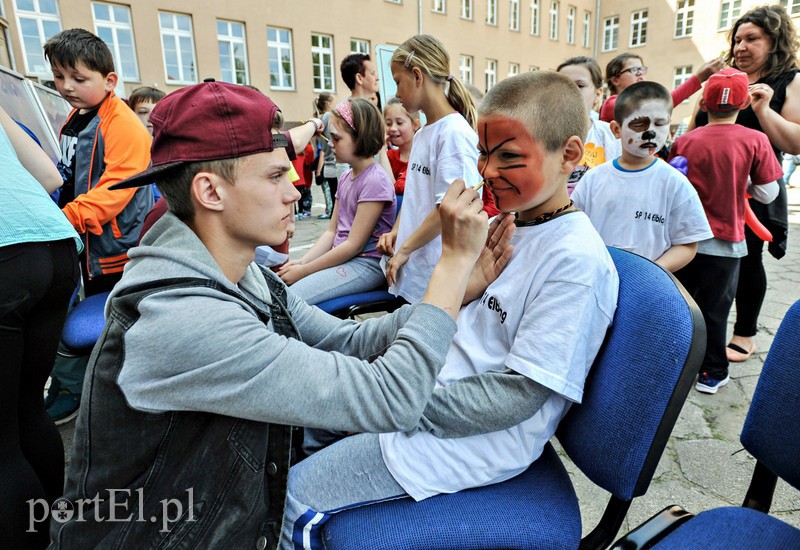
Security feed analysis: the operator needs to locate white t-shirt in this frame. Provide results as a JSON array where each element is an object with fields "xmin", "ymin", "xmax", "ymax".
[
  {"xmin": 380, "ymin": 212, "xmax": 619, "ymax": 500},
  {"xmin": 572, "ymin": 159, "xmax": 713, "ymax": 262},
  {"xmin": 390, "ymin": 113, "xmax": 480, "ymax": 303},
  {"xmin": 567, "ymin": 120, "xmax": 621, "ymax": 193}
]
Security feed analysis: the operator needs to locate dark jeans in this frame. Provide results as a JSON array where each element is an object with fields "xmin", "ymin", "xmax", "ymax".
[
  {"xmin": 676, "ymin": 253, "xmax": 740, "ymax": 380},
  {"xmin": 0, "ymin": 239, "xmax": 79, "ymax": 548},
  {"xmin": 733, "ymin": 227, "xmax": 766, "ymax": 337}
]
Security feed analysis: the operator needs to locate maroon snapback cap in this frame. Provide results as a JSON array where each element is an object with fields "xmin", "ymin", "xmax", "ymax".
[
  {"xmin": 111, "ymin": 79, "xmax": 290, "ymax": 189},
  {"xmin": 702, "ymin": 67, "xmax": 750, "ymax": 113}
]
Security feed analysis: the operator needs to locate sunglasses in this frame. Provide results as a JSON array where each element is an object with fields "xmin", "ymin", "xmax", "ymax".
[{"xmin": 619, "ymin": 66, "xmax": 648, "ymax": 77}]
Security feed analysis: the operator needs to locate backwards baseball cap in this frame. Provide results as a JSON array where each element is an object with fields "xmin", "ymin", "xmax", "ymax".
[
  {"xmin": 111, "ymin": 79, "xmax": 292, "ymax": 190},
  {"xmin": 702, "ymin": 67, "xmax": 750, "ymax": 113}
]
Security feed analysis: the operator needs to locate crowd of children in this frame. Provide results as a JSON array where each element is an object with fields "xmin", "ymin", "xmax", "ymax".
[{"xmin": 6, "ymin": 5, "xmax": 799, "ymax": 544}]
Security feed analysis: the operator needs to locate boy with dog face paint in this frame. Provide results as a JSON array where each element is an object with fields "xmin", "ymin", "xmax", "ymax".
[{"xmin": 572, "ymin": 81, "xmax": 713, "ymax": 273}]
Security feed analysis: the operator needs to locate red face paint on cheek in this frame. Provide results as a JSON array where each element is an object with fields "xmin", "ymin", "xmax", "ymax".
[{"xmin": 478, "ymin": 115, "xmax": 546, "ymax": 212}]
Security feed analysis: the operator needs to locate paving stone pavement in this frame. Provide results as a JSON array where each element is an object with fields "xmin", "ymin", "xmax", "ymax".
[{"xmin": 59, "ymin": 184, "xmax": 800, "ymax": 539}]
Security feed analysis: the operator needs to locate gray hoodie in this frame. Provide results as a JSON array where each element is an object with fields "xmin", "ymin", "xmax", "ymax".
[{"xmin": 112, "ymin": 212, "xmax": 457, "ymax": 432}]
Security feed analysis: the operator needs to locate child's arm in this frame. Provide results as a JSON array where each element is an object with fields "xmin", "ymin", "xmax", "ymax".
[
  {"xmin": 377, "ymin": 211, "xmax": 401, "ymax": 256},
  {"xmin": 278, "ymin": 200, "xmax": 387, "ymax": 285},
  {"xmin": 655, "ymin": 243, "xmax": 697, "ymax": 273},
  {"xmin": 61, "ymin": 111, "xmax": 151, "ymax": 235},
  {"xmin": 0, "ymin": 106, "xmax": 63, "ymax": 194},
  {"xmin": 385, "ymin": 207, "xmax": 442, "ymax": 286}
]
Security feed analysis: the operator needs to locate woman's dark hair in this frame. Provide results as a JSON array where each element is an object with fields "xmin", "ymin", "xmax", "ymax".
[{"xmin": 727, "ymin": 5, "xmax": 799, "ymax": 81}]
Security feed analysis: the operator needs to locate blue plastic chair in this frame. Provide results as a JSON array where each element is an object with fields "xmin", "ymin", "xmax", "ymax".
[
  {"xmin": 315, "ymin": 194, "xmax": 406, "ymax": 319},
  {"xmin": 321, "ymin": 247, "xmax": 706, "ymax": 549},
  {"xmin": 611, "ymin": 299, "xmax": 800, "ymax": 550},
  {"xmin": 60, "ymin": 291, "xmax": 111, "ymax": 353}
]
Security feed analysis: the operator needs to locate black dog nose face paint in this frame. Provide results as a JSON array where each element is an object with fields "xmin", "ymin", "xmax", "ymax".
[{"xmin": 620, "ymin": 100, "xmax": 671, "ymax": 159}]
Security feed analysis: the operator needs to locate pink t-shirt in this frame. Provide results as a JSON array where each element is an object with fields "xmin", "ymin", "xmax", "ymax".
[{"xmin": 334, "ymin": 162, "xmax": 396, "ymax": 258}]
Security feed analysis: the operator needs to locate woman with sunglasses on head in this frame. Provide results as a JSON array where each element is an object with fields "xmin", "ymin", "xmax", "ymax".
[{"xmin": 599, "ymin": 53, "xmax": 723, "ymax": 123}]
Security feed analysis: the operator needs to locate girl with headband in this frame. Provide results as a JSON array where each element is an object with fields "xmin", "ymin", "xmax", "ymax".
[{"xmin": 278, "ymin": 98, "xmax": 396, "ymax": 306}]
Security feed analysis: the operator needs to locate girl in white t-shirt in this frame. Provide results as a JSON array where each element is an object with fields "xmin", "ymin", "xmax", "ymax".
[
  {"xmin": 377, "ymin": 34, "xmax": 482, "ymax": 303},
  {"xmin": 558, "ymin": 56, "xmax": 621, "ymax": 194},
  {"xmin": 278, "ymin": 98, "xmax": 396, "ymax": 305}
]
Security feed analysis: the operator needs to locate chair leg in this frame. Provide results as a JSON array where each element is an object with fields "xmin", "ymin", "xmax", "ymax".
[
  {"xmin": 742, "ymin": 460, "xmax": 778, "ymax": 513},
  {"xmin": 580, "ymin": 496, "xmax": 632, "ymax": 550}
]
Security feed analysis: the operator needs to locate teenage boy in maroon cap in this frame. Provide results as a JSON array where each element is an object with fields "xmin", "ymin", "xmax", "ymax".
[
  {"xmin": 670, "ymin": 67, "xmax": 782, "ymax": 394},
  {"xmin": 48, "ymin": 81, "xmax": 512, "ymax": 547}
]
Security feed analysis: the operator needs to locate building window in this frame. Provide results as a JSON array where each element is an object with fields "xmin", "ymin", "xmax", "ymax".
[
  {"xmin": 566, "ymin": 6, "xmax": 575, "ymax": 44},
  {"xmin": 582, "ymin": 11, "xmax": 591, "ymax": 48},
  {"xmin": 311, "ymin": 33, "xmax": 334, "ymax": 92},
  {"xmin": 630, "ymin": 9, "xmax": 647, "ymax": 47},
  {"xmin": 350, "ymin": 39, "xmax": 370, "ymax": 55},
  {"xmin": 461, "ymin": 0, "xmax": 472, "ymax": 19},
  {"xmin": 719, "ymin": 0, "xmax": 741, "ymax": 29},
  {"xmin": 485, "ymin": 58, "xmax": 497, "ymax": 91},
  {"xmin": 529, "ymin": 65, "xmax": 539, "ymax": 71},
  {"xmin": 384, "ymin": 0, "xmax": 401, "ymax": 3},
  {"xmin": 673, "ymin": 65, "xmax": 692, "ymax": 101},
  {"xmin": 433, "ymin": 0, "xmax": 446, "ymax": 13},
  {"xmin": 602, "ymin": 15, "xmax": 619, "ymax": 52},
  {"xmin": 267, "ymin": 27, "xmax": 293, "ymax": 90},
  {"xmin": 674, "ymin": 0, "xmax": 694, "ymax": 38},
  {"xmin": 159, "ymin": 12, "xmax": 196, "ymax": 84},
  {"xmin": 508, "ymin": 62, "xmax": 519, "ymax": 77},
  {"xmin": 487, "ymin": 0, "xmax": 497, "ymax": 25},
  {"xmin": 509, "ymin": 0, "xmax": 520, "ymax": 30},
  {"xmin": 217, "ymin": 20, "xmax": 248, "ymax": 85},
  {"xmin": 549, "ymin": 1, "xmax": 559, "ymax": 40},
  {"xmin": 781, "ymin": 1, "xmax": 800, "ymax": 16},
  {"xmin": 14, "ymin": 0, "xmax": 61, "ymax": 76},
  {"xmin": 460, "ymin": 54, "xmax": 473, "ymax": 84},
  {"xmin": 92, "ymin": 2, "xmax": 139, "ymax": 82},
  {"xmin": 530, "ymin": 0, "xmax": 540, "ymax": 35}
]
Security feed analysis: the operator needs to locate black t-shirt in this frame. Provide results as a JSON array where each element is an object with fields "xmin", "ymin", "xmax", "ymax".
[{"xmin": 57, "ymin": 107, "xmax": 99, "ymax": 207}]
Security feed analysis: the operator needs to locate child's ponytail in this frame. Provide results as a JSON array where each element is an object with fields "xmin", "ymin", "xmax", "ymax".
[{"xmin": 392, "ymin": 34, "xmax": 476, "ymax": 128}]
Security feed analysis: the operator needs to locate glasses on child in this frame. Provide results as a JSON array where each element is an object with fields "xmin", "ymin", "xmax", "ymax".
[{"xmin": 619, "ymin": 66, "xmax": 648, "ymax": 77}]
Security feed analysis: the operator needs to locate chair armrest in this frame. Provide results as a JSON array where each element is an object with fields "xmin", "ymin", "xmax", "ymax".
[{"xmin": 609, "ymin": 505, "xmax": 693, "ymax": 550}]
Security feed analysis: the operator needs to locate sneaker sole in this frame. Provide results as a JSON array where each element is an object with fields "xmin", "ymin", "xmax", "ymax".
[
  {"xmin": 53, "ymin": 408, "xmax": 80, "ymax": 426},
  {"xmin": 695, "ymin": 376, "xmax": 730, "ymax": 395}
]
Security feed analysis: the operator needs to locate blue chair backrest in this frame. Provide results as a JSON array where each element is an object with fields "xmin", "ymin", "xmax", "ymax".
[
  {"xmin": 556, "ymin": 247, "xmax": 705, "ymax": 500},
  {"xmin": 741, "ymin": 300, "xmax": 800, "ymax": 491}
]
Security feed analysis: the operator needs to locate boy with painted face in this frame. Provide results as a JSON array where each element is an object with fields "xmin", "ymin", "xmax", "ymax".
[
  {"xmin": 280, "ymin": 71, "xmax": 619, "ymax": 550},
  {"xmin": 572, "ymin": 81, "xmax": 713, "ymax": 272}
]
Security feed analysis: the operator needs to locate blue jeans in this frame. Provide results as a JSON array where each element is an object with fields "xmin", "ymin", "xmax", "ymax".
[
  {"xmin": 279, "ymin": 433, "xmax": 407, "ymax": 550},
  {"xmin": 289, "ymin": 256, "xmax": 385, "ymax": 306}
]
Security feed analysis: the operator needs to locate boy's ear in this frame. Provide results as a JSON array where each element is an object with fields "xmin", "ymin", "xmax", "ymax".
[
  {"xmin": 104, "ymin": 72, "xmax": 118, "ymax": 92},
  {"xmin": 610, "ymin": 120, "xmax": 622, "ymax": 139},
  {"xmin": 699, "ymin": 98, "xmax": 709, "ymax": 112},
  {"xmin": 191, "ymin": 172, "xmax": 225, "ymax": 213},
  {"xmin": 561, "ymin": 136, "xmax": 584, "ymax": 173}
]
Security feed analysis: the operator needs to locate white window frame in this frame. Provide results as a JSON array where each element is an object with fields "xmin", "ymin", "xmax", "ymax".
[
  {"xmin": 782, "ymin": 1, "xmax": 800, "ymax": 16},
  {"xmin": 433, "ymin": 0, "xmax": 446, "ymax": 13},
  {"xmin": 267, "ymin": 27, "xmax": 294, "ymax": 91},
  {"xmin": 14, "ymin": 0, "xmax": 62, "ymax": 76},
  {"xmin": 158, "ymin": 12, "xmax": 197, "ymax": 85},
  {"xmin": 630, "ymin": 9, "xmax": 647, "ymax": 47},
  {"xmin": 719, "ymin": 0, "xmax": 742, "ymax": 30},
  {"xmin": 485, "ymin": 58, "xmax": 497, "ymax": 91},
  {"xmin": 350, "ymin": 38, "xmax": 370, "ymax": 55},
  {"xmin": 509, "ymin": 0, "xmax": 520, "ymax": 30},
  {"xmin": 530, "ymin": 0, "xmax": 540, "ymax": 35},
  {"xmin": 566, "ymin": 5, "xmax": 575, "ymax": 44},
  {"xmin": 486, "ymin": 0, "xmax": 497, "ymax": 25},
  {"xmin": 217, "ymin": 20, "xmax": 248, "ymax": 85},
  {"xmin": 602, "ymin": 15, "xmax": 619, "ymax": 52},
  {"xmin": 549, "ymin": 1, "xmax": 559, "ymax": 41},
  {"xmin": 674, "ymin": 0, "xmax": 694, "ymax": 38},
  {"xmin": 461, "ymin": 0, "xmax": 473, "ymax": 19},
  {"xmin": 92, "ymin": 2, "xmax": 139, "ymax": 82},
  {"xmin": 311, "ymin": 33, "xmax": 335, "ymax": 93},
  {"xmin": 582, "ymin": 10, "xmax": 591, "ymax": 48},
  {"xmin": 508, "ymin": 62, "xmax": 519, "ymax": 78},
  {"xmin": 673, "ymin": 65, "xmax": 692, "ymax": 103},
  {"xmin": 459, "ymin": 54, "xmax": 473, "ymax": 84}
]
